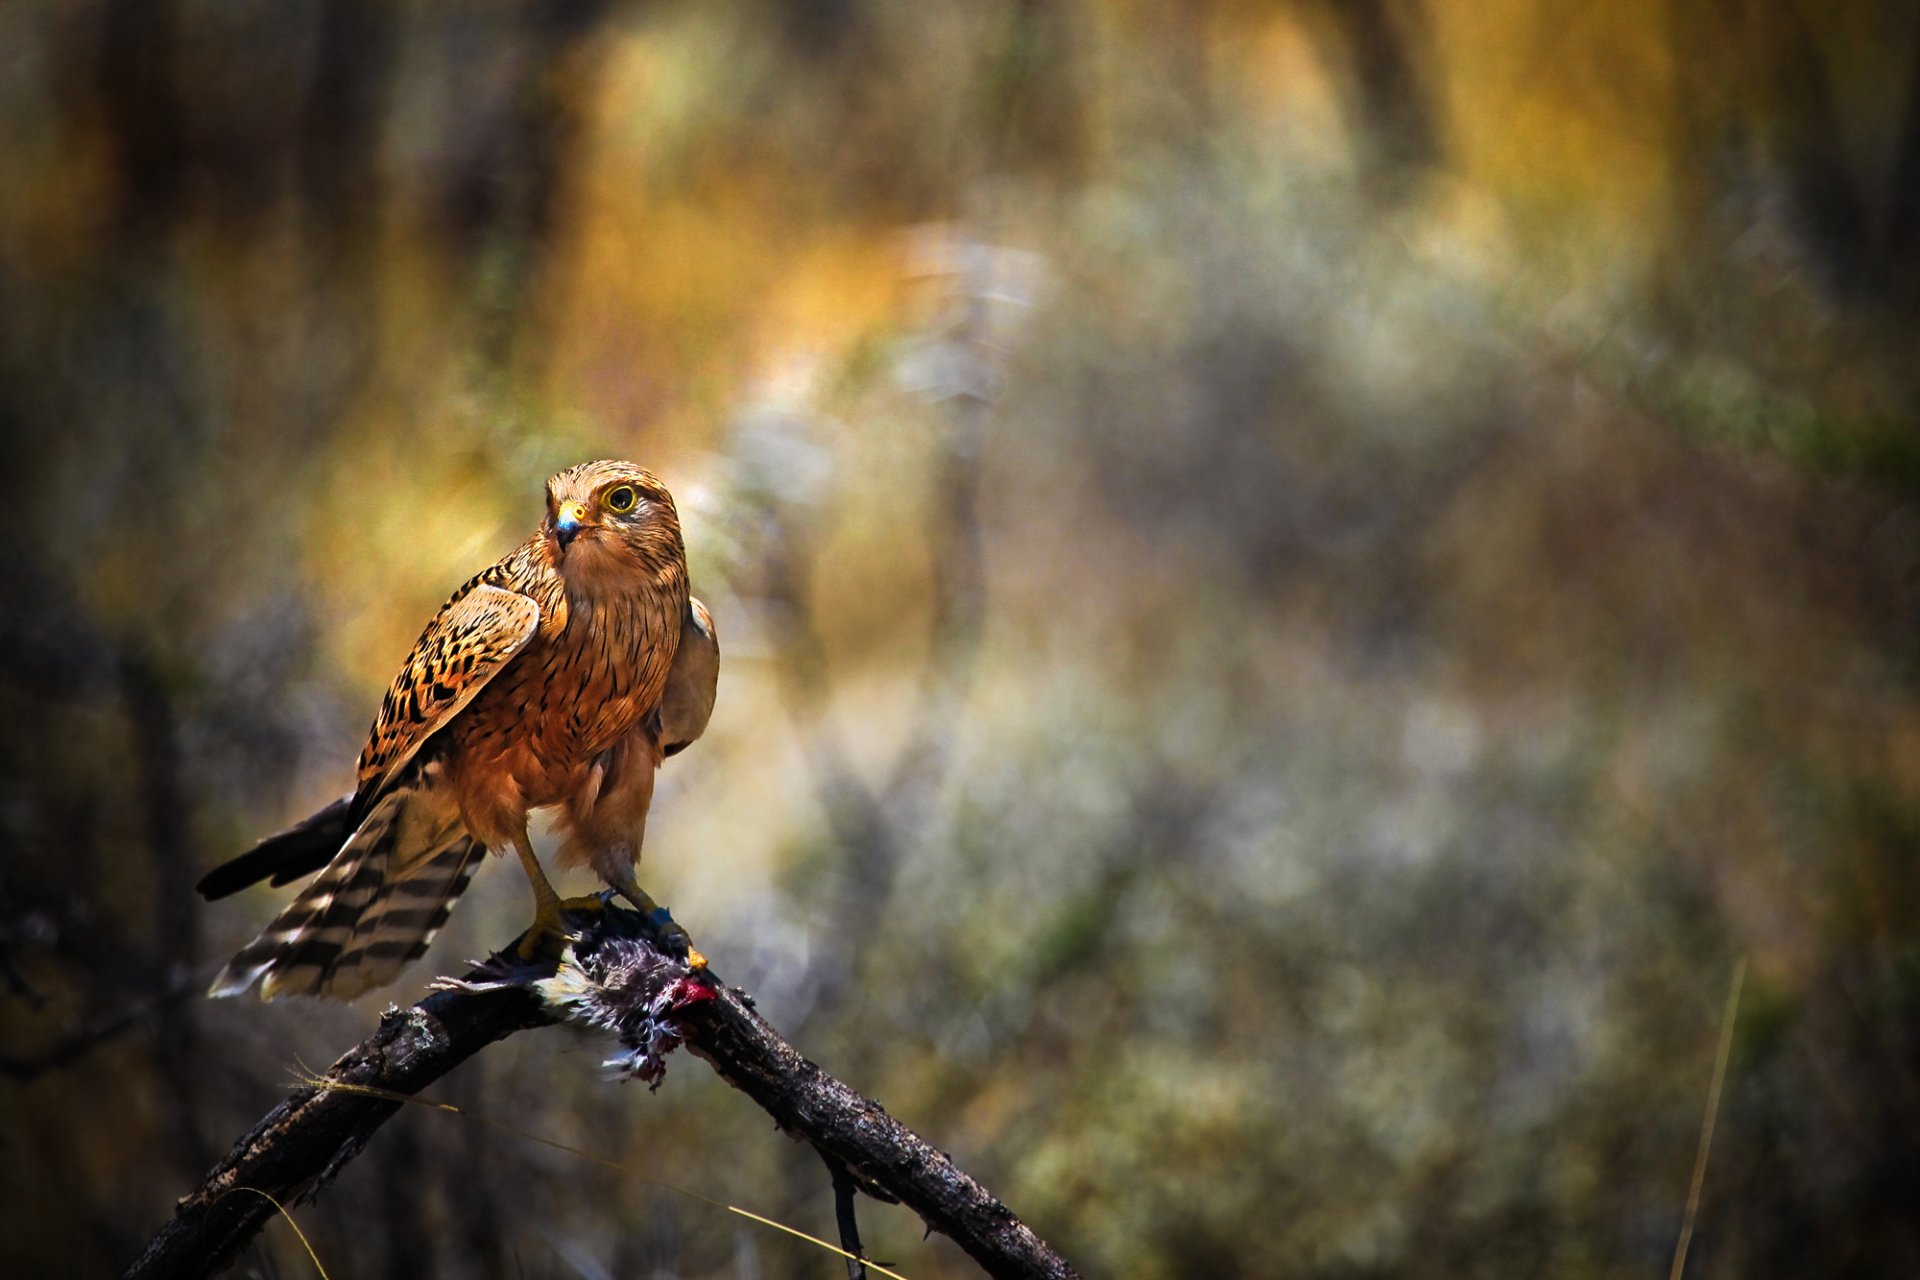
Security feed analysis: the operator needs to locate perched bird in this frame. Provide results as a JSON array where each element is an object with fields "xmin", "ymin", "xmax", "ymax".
[{"xmin": 200, "ymin": 460, "xmax": 719, "ymax": 999}]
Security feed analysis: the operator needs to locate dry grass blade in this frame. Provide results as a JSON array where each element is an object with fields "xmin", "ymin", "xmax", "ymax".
[
  {"xmin": 1669, "ymin": 957, "xmax": 1746, "ymax": 1280},
  {"xmin": 212, "ymin": 1187, "xmax": 331, "ymax": 1280}
]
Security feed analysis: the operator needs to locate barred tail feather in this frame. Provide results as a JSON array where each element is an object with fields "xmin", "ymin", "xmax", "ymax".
[
  {"xmin": 209, "ymin": 789, "xmax": 480, "ymax": 1000},
  {"xmin": 318, "ymin": 838, "xmax": 481, "ymax": 999}
]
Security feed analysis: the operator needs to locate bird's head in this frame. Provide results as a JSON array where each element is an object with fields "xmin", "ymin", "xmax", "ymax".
[{"xmin": 543, "ymin": 460, "xmax": 684, "ymax": 593}]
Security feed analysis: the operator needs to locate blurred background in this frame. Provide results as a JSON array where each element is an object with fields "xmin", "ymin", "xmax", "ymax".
[{"xmin": 3, "ymin": 1, "xmax": 1920, "ymax": 1276}]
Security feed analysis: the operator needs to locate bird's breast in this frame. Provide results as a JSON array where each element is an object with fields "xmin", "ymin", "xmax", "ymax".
[{"xmin": 447, "ymin": 588, "xmax": 678, "ymax": 814}]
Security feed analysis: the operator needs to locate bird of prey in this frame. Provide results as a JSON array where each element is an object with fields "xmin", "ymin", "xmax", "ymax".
[{"xmin": 199, "ymin": 460, "xmax": 720, "ymax": 999}]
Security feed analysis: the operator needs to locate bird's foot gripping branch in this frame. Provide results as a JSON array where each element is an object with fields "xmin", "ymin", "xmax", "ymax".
[{"xmin": 126, "ymin": 906, "xmax": 1081, "ymax": 1280}]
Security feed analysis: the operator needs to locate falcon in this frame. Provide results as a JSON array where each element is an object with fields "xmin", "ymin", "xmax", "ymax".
[{"xmin": 199, "ymin": 460, "xmax": 720, "ymax": 999}]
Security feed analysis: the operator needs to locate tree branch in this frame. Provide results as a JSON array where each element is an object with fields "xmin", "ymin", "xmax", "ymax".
[{"xmin": 124, "ymin": 907, "xmax": 1079, "ymax": 1280}]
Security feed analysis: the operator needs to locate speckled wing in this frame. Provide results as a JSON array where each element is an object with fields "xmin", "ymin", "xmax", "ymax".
[
  {"xmin": 354, "ymin": 583, "xmax": 543, "ymax": 799},
  {"xmin": 659, "ymin": 597, "xmax": 718, "ymax": 757}
]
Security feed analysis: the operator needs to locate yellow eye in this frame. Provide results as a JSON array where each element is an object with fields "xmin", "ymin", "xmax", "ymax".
[{"xmin": 604, "ymin": 485, "xmax": 638, "ymax": 514}]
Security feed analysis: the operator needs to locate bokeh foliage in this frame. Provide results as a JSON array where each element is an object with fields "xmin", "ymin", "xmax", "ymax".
[{"xmin": 4, "ymin": 1, "xmax": 1920, "ymax": 1276}]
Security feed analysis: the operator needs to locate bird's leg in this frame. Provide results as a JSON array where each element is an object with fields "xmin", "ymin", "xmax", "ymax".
[
  {"xmin": 510, "ymin": 831, "xmax": 575, "ymax": 960},
  {"xmin": 606, "ymin": 867, "xmax": 707, "ymax": 970}
]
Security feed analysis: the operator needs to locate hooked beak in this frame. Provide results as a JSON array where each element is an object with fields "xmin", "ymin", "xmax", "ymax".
[{"xmin": 553, "ymin": 500, "xmax": 588, "ymax": 550}]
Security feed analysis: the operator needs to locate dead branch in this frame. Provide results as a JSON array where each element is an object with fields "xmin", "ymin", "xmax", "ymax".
[{"xmin": 123, "ymin": 907, "xmax": 1079, "ymax": 1280}]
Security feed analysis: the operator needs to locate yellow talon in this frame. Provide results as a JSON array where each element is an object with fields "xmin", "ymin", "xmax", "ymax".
[{"xmin": 514, "ymin": 897, "xmax": 575, "ymax": 961}]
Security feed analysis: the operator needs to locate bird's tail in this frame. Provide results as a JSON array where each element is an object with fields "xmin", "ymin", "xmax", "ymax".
[
  {"xmin": 208, "ymin": 786, "xmax": 480, "ymax": 1000},
  {"xmin": 196, "ymin": 795, "xmax": 355, "ymax": 900}
]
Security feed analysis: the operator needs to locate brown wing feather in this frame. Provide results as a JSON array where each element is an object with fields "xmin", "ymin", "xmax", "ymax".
[{"xmin": 354, "ymin": 583, "xmax": 542, "ymax": 799}]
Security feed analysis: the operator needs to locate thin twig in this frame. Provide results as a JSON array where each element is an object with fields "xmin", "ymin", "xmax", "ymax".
[{"xmin": 821, "ymin": 1148, "xmax": 870, "ymax": 1280}]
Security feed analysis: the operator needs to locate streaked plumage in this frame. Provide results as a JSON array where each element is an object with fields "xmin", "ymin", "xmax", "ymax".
[{"xmin": 202, "ymin": 460, "xmax": 719, "ymax": 999}]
